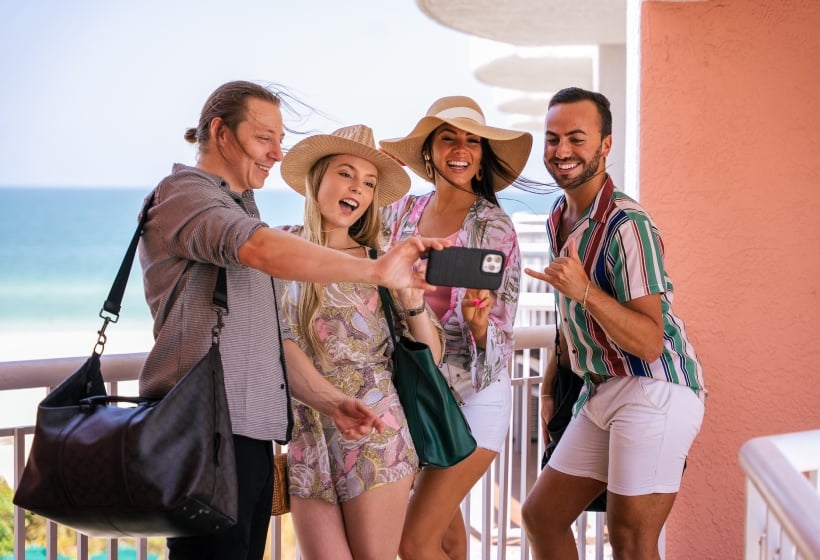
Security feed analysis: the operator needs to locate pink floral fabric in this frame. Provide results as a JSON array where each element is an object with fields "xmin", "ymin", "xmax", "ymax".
[
  {"xmin": 278, "ymin": 226, "xmax": 418, "ymax": 504},
  {"xmin": 381, "ymin": 193, "xmax": 521, "ymax": 392}
]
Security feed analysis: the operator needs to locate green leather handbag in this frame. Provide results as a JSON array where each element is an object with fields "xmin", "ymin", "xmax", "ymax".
[{"xmin": 377, "ymin": 286, "xmax": 477, "ymax": 468}]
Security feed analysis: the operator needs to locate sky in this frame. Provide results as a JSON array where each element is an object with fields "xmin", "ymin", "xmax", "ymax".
[
  {"xmin": 0, "ymin": 1, "xmax": 560, "ymax": 482},
  {"xmin": 0, "ymin": 0, "xmax": 548, "ymax": 191}
]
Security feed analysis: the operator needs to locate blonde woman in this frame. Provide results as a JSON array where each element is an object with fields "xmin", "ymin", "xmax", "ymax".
[
  {"xmin": 277, "ymin": 125, "xmax": 444, "ymax": 560},
  {"xmin": 380, "ymin": 96, "xmax": 532, "ymax": 559}
]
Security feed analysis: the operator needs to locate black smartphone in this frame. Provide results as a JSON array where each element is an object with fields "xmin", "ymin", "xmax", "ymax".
[{"xmin": 425, "ymin": 247, "xmax": 506, "ymax": 290}]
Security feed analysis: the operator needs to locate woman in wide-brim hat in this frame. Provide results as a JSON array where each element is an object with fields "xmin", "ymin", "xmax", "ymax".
[
  {"xmin": 278, "ymin": 124, "xmax": 445, "ymax": 560},
  {"xmin": 379, "ymin": 97, "xmax": 532, "ymax": 559}
]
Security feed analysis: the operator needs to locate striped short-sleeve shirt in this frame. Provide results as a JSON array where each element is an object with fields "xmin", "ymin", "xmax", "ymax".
[
  {"xmin": 548, "ymin": 177, "xmax": 706, "ymax": 410},
  {"xmin": 138, "ymin": 164, "xmax": 292, "ymax": 443}
]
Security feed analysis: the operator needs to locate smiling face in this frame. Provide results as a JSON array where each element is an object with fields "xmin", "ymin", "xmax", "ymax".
[
  {"xmin": 215, "ymin": 97, "xmax": 284, "ymax": 192},
  {"xmin": 429, "ymin": 124, "xmax": 483, "ymax": 190},
  {"xmin": 316, "ymin": 154, "xmax": 378, "ymax": 235},
  {"xmin": 543, "ymin": 99, "xmax": 611, "ymax": 192}
]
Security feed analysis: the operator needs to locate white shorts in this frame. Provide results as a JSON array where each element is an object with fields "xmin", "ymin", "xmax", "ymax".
[
  {"xmin": 549, "ymin": 376, "xmax": 704, "ymax": 496},
  {"xmin": 440, "ymin": 363, "xmax": 511, "ymax": 453}
]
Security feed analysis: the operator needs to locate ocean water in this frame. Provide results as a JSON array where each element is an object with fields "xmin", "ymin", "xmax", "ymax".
[
  {"xmin": 0, "ymin": 185, "xmax": 554, "ymax": 481},
  {"xmin": 0, "ymin": 185, "xmax": 553, "ymax": 362}
]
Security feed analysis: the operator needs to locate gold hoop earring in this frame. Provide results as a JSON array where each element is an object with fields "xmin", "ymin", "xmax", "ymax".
[
  {"xmin": 423, "ymin": 151, "xmax": 434, "ymax": 179},
  {"xmin": 475, "ymin": 165, "xmax": 484, "ymax": 182}
]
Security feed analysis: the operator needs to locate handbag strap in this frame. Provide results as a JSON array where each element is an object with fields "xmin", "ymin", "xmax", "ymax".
[
  {"xmin": 553, "ymin": 298, "xmax": 561, "ymax": 361},
  {"xmin": 101, "ymin": 191, "xmax": 156, "ymax": 318},
  {"xmin": 368, "ymin": 248, "xmax": 401, "ymax": 344},
  {"xmin": 377, "ymin": 287, "xmax": 401, "ymax": 344},
  {"xmin": 94, "ymin": 191, "xmax": 228, "ymax": 355}
]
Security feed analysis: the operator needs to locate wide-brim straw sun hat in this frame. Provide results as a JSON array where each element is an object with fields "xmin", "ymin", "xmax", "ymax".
[
  {"xmin": 281, "ymin": 124, "xmax": 410, "ymax": 207},
  {"xmin": 379, "ymin": 96, "xmax": 533, "ymax": 192}
]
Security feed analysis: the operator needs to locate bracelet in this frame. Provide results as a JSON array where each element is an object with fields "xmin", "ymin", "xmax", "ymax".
[
  {"xmin": 581, "ymin": 280, "xmax": 591, "ymax": 308},
  {"xmin": 405, "ymin": 304, "xmax": 426, "ymax": 317},
  {"xmin": 540, "ymin": 393, "xmax": 553, "ymax": 398}
]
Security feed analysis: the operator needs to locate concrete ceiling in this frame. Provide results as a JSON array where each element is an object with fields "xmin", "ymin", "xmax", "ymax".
[
  {"xmin": 497, "ymin": 96, "xmax": 553, "ymax": 115},
  {"xmin": 416, "ymin": 0, "xmax": 627, "ymax": 47},
  {"xmin": 474, "ymin": 53, "xmax": 595, "ymax": 92}
]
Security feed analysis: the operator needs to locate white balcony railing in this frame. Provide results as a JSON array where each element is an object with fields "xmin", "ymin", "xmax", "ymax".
[
  {"xmin": 739, "ymin": 429, "xmax": 820, "ymax": 560},
  {"xmin": 0, "ymin": 324, "xmax": 616, "ymax": 560}
]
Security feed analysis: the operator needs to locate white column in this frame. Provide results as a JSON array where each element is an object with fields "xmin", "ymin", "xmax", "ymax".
[
  {"xmin": 624, "ymin": 0, "xmax": 643, "ymax": 199},
  {"xmin": 597, "ymin": 44, "xmax": 627, "ymax": 193}
]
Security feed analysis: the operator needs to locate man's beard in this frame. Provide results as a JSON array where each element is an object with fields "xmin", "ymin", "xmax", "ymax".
[{"xmin": 546, "ymin": 145, "xmax": 603, "ymax": 191}]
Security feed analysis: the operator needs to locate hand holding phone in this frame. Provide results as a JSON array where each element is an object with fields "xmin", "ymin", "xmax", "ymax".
[{"xmin": 425, "ymin": 247, "xmax": 505, "ymax": 290}]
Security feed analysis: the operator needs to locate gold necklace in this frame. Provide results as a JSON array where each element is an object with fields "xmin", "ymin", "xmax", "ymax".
[{"xmin": 332, "ymin": 244, "xmax": 367, "ymax": 257}]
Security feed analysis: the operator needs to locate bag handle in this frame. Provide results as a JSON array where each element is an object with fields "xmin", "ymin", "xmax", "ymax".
[
  {"xmin": 79, "ymin": 395, "xmax": 160, "ymax": 407},
  {"xmin": 93, "ymin": 191, "xmax": 227, "ymax": 356}
]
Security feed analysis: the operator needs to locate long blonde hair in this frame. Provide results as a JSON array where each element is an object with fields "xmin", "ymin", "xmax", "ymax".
[{"xmin": 296, "ymin": 154, "xmax": 385, "ymax": 364}]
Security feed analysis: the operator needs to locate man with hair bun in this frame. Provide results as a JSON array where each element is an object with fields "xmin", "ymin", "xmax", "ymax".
[{"xmin": 138, "ymin": 80, "xmax": 447, "ymax": 560}]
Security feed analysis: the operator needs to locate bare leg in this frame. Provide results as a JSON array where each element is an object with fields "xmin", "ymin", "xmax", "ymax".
[
  {"xmin": 290, "ymin": 495, "xmax": 353, "ymax": 560},
  {"xmin": 441, "ymin": 509, "xmax": 467, "ymax": 559},
  {"xmin": 291, "ymin": 473, "xmax": 414, "ymax": 560},
  {"xmin": 342, "ymin": 474, "xmax": 415, "ymax": 560},
  {"xmin": 521, "ymin": 466, "xmax": 607, "ymax": 560},
  {"xmin": 606, "ymin": 491, "xmax": 677, "ymax": 560},
  {"xmin": 399, "ymin": 447, "xmax": 496, "ymax": 560}
]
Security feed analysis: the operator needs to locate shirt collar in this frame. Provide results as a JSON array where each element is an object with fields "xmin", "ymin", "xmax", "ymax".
[
  {"xmin": 547, "ymin": 174, "xmax": 615, "ymax": 254},
  {"xmin": 588, "ymin": 175, "xmax": 616, "ymax": 224}
]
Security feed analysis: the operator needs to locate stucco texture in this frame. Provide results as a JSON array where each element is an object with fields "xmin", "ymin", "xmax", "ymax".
[{"xmin": 640, "ymin": 0, "xmax": 820, "ymax": 558}]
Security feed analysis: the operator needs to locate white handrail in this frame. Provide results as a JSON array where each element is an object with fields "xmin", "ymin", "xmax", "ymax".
[
  {"xmin": 0, "ymin": 326, "xmax": 572, "ymax": 560},
  {"xmin": 0, "ymin": 352, "xmax": 147, "ymax": 390},
  {"xmin": 738, "ymin": 430, "xmax": 820, "ymax": 559}
]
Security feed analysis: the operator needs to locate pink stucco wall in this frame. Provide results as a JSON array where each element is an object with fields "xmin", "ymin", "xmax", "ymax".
[{"xmin": 640, "ymin": 1, "xmax": 820, "ymax": 557}]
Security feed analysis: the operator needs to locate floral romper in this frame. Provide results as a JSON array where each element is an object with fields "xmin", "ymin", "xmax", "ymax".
[{"xmin": 278, "ymin": 234, "xmax": 419, "ymax": 504}]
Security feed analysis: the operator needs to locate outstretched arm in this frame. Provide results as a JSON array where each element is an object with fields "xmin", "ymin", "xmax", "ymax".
[{"xmin": 239, "ymin": 228, "xmax": 449, "ymax": 290}]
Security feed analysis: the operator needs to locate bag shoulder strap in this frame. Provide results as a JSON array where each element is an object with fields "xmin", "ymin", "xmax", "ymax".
[
  {"xmin": 95, "ymin": 191, "xmax": 227, "ymax": 354},
  {"xmin": 102, "ymin": 192, "xmax": 156, "ymax": 318},
  {"xmin": 368, "ymin": 248, "xmax": 400, "ymax": 344}
]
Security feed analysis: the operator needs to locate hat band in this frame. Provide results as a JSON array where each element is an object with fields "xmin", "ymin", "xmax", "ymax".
[{"xmin": 434, "ymin": 107, "xmax": 485, "ymax": 124}]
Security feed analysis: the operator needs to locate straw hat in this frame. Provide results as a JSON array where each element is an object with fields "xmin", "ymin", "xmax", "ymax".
[
  {"xmin": 379, "ymin": 96, "xmax": 533, "ymax": 192},
  {"xmin": 281, "ymin": 124, "xmax": 410, "ymax": 207}
]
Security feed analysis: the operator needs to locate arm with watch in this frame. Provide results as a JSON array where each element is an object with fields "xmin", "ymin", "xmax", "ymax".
[{"xmin": 396, "ymin": 288, "xmax": 444, "ymax": 364}]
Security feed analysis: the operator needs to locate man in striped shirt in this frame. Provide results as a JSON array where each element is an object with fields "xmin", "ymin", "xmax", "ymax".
[{"xmin": 521, "ymin": 87, "xmax": 706, "ymax": 560}]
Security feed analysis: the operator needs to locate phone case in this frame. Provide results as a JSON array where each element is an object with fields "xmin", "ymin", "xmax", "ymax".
[{"xmin": 425, "ymin": 247, "xmax": 506, "ymax": 290}]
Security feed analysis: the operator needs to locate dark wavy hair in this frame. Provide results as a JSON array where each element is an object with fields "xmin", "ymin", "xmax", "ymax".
[{"xmin": 548, "ymin": 87, "xmax": 612, "ymax": 139}]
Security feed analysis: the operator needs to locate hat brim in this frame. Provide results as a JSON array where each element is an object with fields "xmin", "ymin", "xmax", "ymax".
[
  {"xmin": 281, "ymin": 135, "xmax": 411, "ymax": 207},
  {"xmin": 379, "ymin": 116, "xmax": 533, "ymax": 192}
]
